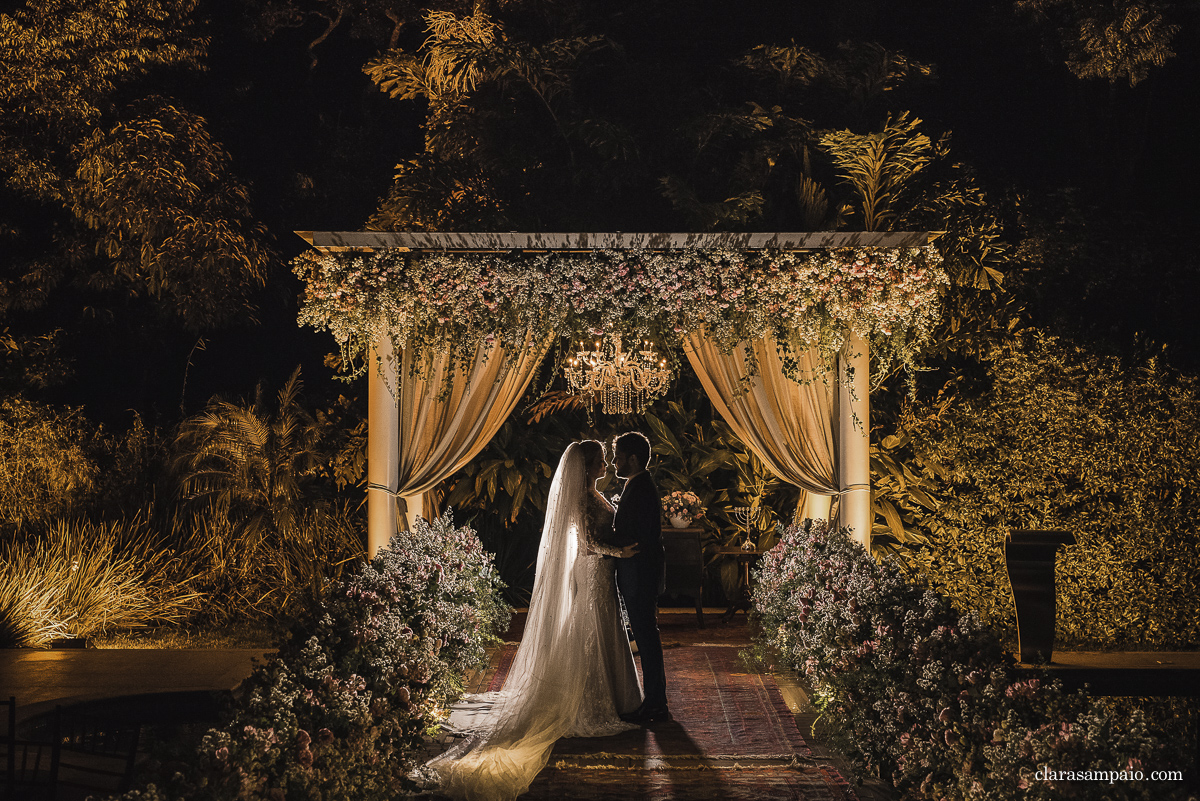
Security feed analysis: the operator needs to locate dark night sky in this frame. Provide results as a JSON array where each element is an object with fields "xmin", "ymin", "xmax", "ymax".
[{"xmin": 21, "ymin": 0, "xmax": 1200, "ymax": 425}]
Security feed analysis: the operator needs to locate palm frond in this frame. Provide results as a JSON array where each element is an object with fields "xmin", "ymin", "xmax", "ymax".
[{"xmin": 819, "ymin": 112, "xmax": 933, "ymax": 231}]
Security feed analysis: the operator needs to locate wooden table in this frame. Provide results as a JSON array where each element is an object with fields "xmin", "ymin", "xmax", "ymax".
[
  {"xmin": 660, "ymin": 527, "xmax": 705, "ymax": 627},
  {"xmin": 711, "ymin": 546, "xmax": 768, "ymax": 622}
]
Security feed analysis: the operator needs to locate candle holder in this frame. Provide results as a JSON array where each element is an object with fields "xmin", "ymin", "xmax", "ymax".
[{"xmin": 731, "ymin": 506, "xmax": 763, "ymax": 551}]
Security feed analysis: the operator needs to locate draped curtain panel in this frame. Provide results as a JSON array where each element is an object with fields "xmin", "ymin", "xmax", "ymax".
[
  {"xmin": 387, "ymin": 332, "xmax": 552, "ymax": 532},
  {"xmin": 682, "ymin": 333, "xmax": 839, "ymax": 520}
]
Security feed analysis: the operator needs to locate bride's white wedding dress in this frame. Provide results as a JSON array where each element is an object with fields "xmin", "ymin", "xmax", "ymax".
[{"xmin": 427, "ymin": 443, "xmax": 642, "ymax": 800}]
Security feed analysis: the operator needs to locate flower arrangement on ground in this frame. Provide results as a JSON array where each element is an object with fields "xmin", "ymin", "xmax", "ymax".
[
  {"xmin": 663, "ymin": 490, "xmax": 705, "ymax": 523},
  {"xmin": 752, "ymin": 518, "xmax": 1189, "ymax": 801},
  {"xmin": 293, "ymin": 245, "xmax": 946, "ymax": 383},
  {"xmin": 112, "ymin": 512, "xmax": 510, "ymax": 801}
]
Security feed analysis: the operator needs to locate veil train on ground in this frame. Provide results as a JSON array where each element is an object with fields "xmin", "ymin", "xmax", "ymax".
[{"xmin": 425, "ymin": 442, "xmax": 639, "ymax": 801}]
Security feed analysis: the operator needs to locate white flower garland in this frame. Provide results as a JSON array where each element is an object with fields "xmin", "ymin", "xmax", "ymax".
[{"xmin": 292, "ymin": 245, "xmax": 947, "ymax": 380}]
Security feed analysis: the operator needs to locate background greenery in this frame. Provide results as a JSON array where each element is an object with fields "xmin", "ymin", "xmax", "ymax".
[{"xmin": 0, "ymin": 0, "xmax": 1198, "ymax": 653}]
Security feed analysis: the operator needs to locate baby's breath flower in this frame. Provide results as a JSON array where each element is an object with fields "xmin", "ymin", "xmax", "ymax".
[{"xmin": 293, "ymin": 246, "xmax": 946, "ymax": 383}]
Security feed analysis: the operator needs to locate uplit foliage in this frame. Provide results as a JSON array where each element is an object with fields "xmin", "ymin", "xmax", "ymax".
[
  {"xmin": 174, "ymin": 367, "xmax": 330, "ymax": 548},
  {"xmin": 172, "ymin": 367, "xmax": 365, "ymax": 621},
  {"xmin": 175, "ymin": 499, "xmax": 364, "ymax": 625},
  {"xmin": 113, "ymin": 513, "xmax": 509, "ymax": 801},
  {"xmin": 363, "ymin": 5, "xmax": 620, "ymax": 231},
  {"xmin": 0, "ymin": 0, "xmax": 269, "ymax": 329},
  {"xmin": 753, "ymin": 520, "xmax": 1190, "ymax": 800},
  {"xmin": 0, "ymin": 515, "xmax": 196, "ymax": 647},
  {"xmin": 1016, "ymin": 0, "xmax": 1179, "ymax": 86},
  {"xmin": 891, "ymin": 331, "xmax": 1200, "ymax": 648},
  {"xmin": 0, "ymin": 0, "xmax": 205, "ymax": 150},
  {"xmin": 0, "ymin": 327, "xmax": 73, "ymax": 391},
  {"xmin": 242, "ymin": 0, "xmax": 470, "ymax": 67},
  {"xmin": 821, "ymin": 113, "xmax": 936, "ymax": 234},
  {"xmin": 660, "ymin": 42, "xmax": 937, "ymax": 233},
  {"xmin": 0, "ymin": 373, "xmax": 364, "ymax": 633},
  {"xmin": 0, "ymin": 396, "xmax": 99, "ymax": 529},
  {"xmin": 70, "ymin": 100, "xmax": 271, "ymax": 327}
]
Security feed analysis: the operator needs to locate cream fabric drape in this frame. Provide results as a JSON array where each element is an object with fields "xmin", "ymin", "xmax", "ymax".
[
  {"xmin": 389, "ymin": 333, "xmax": 551, "ymax": 531},
  {"xmin": 682, "ymin": 333, "xmax": 838, "ymax": 520}
]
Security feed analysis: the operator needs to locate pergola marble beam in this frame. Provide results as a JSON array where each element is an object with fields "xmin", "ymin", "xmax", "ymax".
[
  {"xmin": 297, "ymin": 230, "xmax": 934, "ymax": 251},
  {"xmin": 298, "ymin": 231, "xmax": 939, "ymax": 555}
]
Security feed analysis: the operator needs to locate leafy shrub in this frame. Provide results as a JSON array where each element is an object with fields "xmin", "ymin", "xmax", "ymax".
[
  {"xmin": 166, "ymin": 369, "xmax": 368, "ymax": 624},
  {"xmin": 0, "ymin": 515, "xmax": 196, "ymax": 647},
  {"xmin": 114, "ymin": 512, "xmax": 509, "ymax": 801},
  {"xmin": 753, "ymin": 519, "xmax": 1190, "ymax": 800},
  {"xmin": 883, "ymin": 331, "xmax": 1200, "ymax": 648},
  {"xmin": 0, "ymin": 396, "xmax": 99, "ymax": 529},
  {"xmin": 174, "ymin": 500, "xmax": 364, "ymax": 626},
  {"xmin": 173, "ymin": 367, "xmax": 332, "ymax": 548}
]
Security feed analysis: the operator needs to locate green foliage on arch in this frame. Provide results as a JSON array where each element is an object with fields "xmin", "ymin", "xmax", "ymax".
[{"xmin": 294, "ymin": 244, "xmax": 947, "ymax": 383}]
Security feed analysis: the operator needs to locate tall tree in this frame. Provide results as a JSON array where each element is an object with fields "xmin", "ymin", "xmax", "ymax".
[
  {"xmin": 363, "ymin": 3, "xmax": 641, "ymax": 230},
  {"xmin": 1016, "ymin": 0, "xmax": 1180, "ymax": 86},
  {"xmin": 0, "ymin": 0, "xmax": 271, "ymax": 334}
]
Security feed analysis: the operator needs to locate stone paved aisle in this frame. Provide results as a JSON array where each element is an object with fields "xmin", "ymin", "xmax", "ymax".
[{"xmin": 427, "ymin": 610, "xmax": 897, "ymax": 801}]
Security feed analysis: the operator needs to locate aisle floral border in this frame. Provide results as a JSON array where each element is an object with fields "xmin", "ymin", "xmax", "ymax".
[{"xmin": 292, "ymin": 245, "xmax": 947, "ymax": 381}]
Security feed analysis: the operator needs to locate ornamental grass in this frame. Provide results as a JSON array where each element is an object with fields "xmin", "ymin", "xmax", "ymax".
[
  {"xmin": 173, "ymin": 501, "xmax": 365, "ymax": 626},
  {"xmin": 0, "ymin": 515, "xmax": 198, "ymax": 647}
]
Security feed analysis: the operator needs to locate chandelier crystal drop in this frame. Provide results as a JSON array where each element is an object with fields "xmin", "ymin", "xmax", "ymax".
[{"xmin": 564, "ymin": 334, "xmax": 671, "ymax": 415}]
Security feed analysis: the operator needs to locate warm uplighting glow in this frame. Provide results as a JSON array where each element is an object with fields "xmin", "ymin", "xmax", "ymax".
[{"xmin": 564, "ymin": 334, "xmax": 670, "ymax": 415}]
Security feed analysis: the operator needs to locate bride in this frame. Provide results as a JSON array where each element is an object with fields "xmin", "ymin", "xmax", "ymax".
[{"xmin": 427, "ymin": 440, "xmax": 642, "ymax": 800}]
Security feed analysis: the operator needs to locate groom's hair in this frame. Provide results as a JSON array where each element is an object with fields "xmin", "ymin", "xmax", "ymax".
[{"xmin": 614, "ymin": 431, "xmax": 651, "ymax": 468}]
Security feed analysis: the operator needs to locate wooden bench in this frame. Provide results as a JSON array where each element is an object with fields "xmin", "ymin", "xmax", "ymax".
[{"xmin": 1015, "ymin": 651, "xmax": 1200, "ymax": 784}]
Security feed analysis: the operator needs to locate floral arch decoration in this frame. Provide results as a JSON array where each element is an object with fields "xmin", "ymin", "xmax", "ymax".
[
  {"xmin": 293, "ymin": 231, "xmax": 943, "ymax": 555},
  {"xmin": 292, "ymin": 232, "xmax": 946, "ymax": 384}
]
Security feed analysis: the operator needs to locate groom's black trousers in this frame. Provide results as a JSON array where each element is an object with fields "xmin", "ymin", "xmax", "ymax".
[{"xmin": 616, "ymin": 555, "xmax": 667, "ymax": 711}]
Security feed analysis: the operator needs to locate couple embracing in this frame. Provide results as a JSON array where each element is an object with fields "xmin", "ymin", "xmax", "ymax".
[{"xmin": 429, "ymin": 432, "xmax": 668, "ymax": 801}]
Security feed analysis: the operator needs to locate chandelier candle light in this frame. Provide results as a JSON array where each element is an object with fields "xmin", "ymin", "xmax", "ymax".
[{"xmin": 565, "ymin": 334, "xmax": 671, "ymax": 415}]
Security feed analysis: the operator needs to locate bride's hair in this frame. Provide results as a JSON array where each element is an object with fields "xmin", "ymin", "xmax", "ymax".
[{"xmin": 576, "ymin": 439, "xmax": 605, "ymax": 471}]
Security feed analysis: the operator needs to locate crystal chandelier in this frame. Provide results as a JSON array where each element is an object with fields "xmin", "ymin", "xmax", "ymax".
[{"xmin": 565, "ymin": 334, "xmax": 671, "ymax": 415}]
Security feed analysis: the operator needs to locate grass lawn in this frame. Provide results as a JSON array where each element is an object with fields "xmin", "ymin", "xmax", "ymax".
[{"xmin": 91, "ymin": 622, "xmax": 282, "ymax": 649}]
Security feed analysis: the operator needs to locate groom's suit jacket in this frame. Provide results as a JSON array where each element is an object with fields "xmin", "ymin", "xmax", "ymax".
[{"xmin": 610, "ymin": 471, "xmax": 663, "ymax": 561}]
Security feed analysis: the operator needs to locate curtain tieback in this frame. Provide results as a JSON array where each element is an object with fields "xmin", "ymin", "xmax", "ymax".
[
  {"xmin": 368, "ymin": 482, "xmax": 407, "ymax": 515},
  {"xmin": 838, "ymin": 483, "xmax": 870, "ymax": 495}
]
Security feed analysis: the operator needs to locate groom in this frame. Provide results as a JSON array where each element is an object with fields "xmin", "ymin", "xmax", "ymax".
[{"xmin": 610, "ymin": 431, "xmax": 669, "ymax": 724}]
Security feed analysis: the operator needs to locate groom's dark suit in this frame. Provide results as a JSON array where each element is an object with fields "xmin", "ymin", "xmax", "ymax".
[{"xmin": 611, "ymin": 470, "xmax": 667, "ymax": 712}]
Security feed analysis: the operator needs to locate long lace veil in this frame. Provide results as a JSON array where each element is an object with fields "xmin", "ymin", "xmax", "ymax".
[{"xmin": 430, "ymin": 442, "xmax": 592, "ymax": 801}]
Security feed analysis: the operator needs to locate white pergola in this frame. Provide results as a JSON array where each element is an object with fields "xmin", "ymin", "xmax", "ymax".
[{"xmin": 297, "ymin": 231, "xmax": 940, "ymax": 556}]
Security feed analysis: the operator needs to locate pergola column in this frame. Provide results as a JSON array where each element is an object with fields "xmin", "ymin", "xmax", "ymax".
[
  {"xmin": 838, "ymin": 331, "xmax": 872, "ymax": 549},
  {"xmin": 367, "ymin": 335, "xmax": 400, "ymax": 558}
]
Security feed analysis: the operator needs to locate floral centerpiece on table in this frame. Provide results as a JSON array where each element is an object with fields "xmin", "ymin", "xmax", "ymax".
[{"xmin": 663, "ymin": 491, "xmax": 705, "ymax": 526}]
